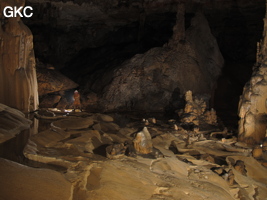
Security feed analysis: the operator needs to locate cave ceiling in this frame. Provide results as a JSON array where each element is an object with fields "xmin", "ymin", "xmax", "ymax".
[{"xmin": 23, "ymin": 0, "xmax": 265, "ymax": 70}]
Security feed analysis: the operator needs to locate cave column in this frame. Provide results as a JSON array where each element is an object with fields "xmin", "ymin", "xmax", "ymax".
[
  {"xmin": 238, "ymin": 0, "xmax": 267, "ymax": 145},
  {"xmin": 0, "ymin": 1, "xmax": 38, "ymax": 113}
]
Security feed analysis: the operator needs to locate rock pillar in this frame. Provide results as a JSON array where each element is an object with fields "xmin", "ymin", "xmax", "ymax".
[
  {"xmin": 238, "ymin": 0, "xmax": 267, "ymax": 145},
  {"xmin": 0, "ymin": 0, "xmax": 38, "ymax": 112}
]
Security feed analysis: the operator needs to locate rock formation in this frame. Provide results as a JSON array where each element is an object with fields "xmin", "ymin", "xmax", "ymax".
[
  {"xmin": 37, "ymin": 64, "xmax": 78, "ymax": 96},
  {"xmin": 0, "ymin": 0, "xmax": 38, "ymax": 112},
  {"xmin": 180, "ymin": 90, "xmax": 217, "ymax": 127},
  {"xmin": 98, "ymin": 4, "xmax": 223, "ymax": 112},
  {"xmin": 238, "ymin": 0, "xmax": 267, "ymax": 145},
  {"xmin": 133, "ymin": 127, "xmax": 153, "ymax": 154},
  {"xmin": 16, "ymin": 111, "xmax": 267, "ymax": 199},
  {"xmin": 0, "ymin": 103, "xmax": 32, "ymax": 143}
]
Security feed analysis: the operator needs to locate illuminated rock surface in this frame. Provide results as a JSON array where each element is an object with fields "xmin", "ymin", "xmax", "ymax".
[
  {"xmin": 0, "ymin": 104, "xmax": 32, "ymax": 143},
  {"xmin": 238, "ymin": 1, "xmax": 267, "ymax": 145},
  {"xmin": 0, "ymin": 158, "xmax": 73, "ymax": 200},
  {"xmin": 0, "ymin": 0, "xmax": 38, "ymax": 112},
  {"xmin": 37, "ymin": 67, "xmax": 78, "ymax": 96},
  {"xmin": 4, "ymin": 111, "xmax": 262, "ymax": 200}
]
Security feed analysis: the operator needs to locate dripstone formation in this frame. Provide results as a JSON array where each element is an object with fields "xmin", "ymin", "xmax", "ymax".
[
  {"xmin": 0, "ymin": 0, "xmax": 39, "ymax": 113},
  {"xmin": 238, "ymin": 0, "xmax": 267, "ymax": 145}
]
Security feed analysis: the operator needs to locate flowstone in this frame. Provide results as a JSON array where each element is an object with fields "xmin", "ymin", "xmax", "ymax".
[{"xmin": 238, "ymin": 1, "xmax": 267, "ymax": 145}]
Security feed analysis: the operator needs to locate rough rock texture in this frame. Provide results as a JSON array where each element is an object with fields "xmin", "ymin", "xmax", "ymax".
[
  {"xmin": 180, "ymin": 90, "xmax": 217, "ymax": 127},
  {"xmin": 238, "ymin": 2, "xmax": 267, "ymax": 145},
  {"xmin": 0, "ymin": 103, "xmax": 32, "ymax": 143},
  {"xmin": 37, "ymin": 66, "xmax": 79, "ymax": 96},
  {"xmin": 17, "ymin": 111, "xmax": 267, "ymax": 200},
  {"xmin": 0, "ymin": 0, "xmax": 38, "ymax": 112},
  {"xmin": 97, "ymin": 7, "xmax": 223, "ymax": 112},
  {"xmin": 0, "ymin": 158, "xmax": 73, "ymax": 200}
]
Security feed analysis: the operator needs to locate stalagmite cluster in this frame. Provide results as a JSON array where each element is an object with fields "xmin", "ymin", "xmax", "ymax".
[
  {"xmin": 179, "ymin": 90, "xmax": 217, "ymax": 127},
  {"xmin": 0, "ymin": 0, "xmax": 38, "ymax": 113},
  {"xmin": 238, "ymin": 0, "xmax": 267, "ymax": 145}
]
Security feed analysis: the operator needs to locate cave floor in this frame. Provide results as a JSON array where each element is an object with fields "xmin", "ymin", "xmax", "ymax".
[{"xmin": 1, "ymin": 110, "xmax": 267, "ymax": 200}]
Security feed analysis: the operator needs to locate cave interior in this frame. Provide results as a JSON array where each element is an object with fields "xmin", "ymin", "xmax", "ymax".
[{"xmin": 1, "ymin": 0, "xmax": 267, "ymax": 200}]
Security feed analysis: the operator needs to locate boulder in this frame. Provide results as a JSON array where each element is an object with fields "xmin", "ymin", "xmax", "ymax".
[{"xmin": 37, "ymin": 67, "xmax": 78, "ymax": 96}]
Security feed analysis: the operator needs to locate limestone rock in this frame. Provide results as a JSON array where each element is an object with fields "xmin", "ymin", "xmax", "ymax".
[
  {"xmin": 106, "ymin": 143, "xmax": 126, "ymax": 159},
  {"xmin": 133, "ymin": 127, "xmax": 153, "ymax": 154},
  {"xmin": 37, "ymin": 67, "xmax": 78, "ymax": 96},
  {"xmin": 204, "ymin": 108, "xmax": 218, "ymax": 125},
  {"xmin": 0, "ymin": 158, "xmax": 73, "ymax": 200},
  {"xmin": 51, "ymin": 117, "xmax": 94, "ymax": 130},
  {"xmin": 97, "ymin": 10, "xmax": 223, "ymax": 112},
  {"xmin": 0, "ymin": 0, "xmax": 38, "ymax": 112},
  {"xmin": 0, "ymin": 103, "xmax": 32, "ymax": 143},
  {"xmin": 39, "ymin": 95, "xmax": 61, "ymax": 108},
  {"xmin": 180, "ymin": 90, "xmax": 217, "ymax": 127},
  {"xmin": 234, "ymin": 160, "xmax": 247, "ymax": 176},
  {"xmin": 96, "ymin": 114, "xmax": 114, "ymax": 122},
  {"xmin": 238, "ymin": 5, "xmax": 267, "ymax": 145}
]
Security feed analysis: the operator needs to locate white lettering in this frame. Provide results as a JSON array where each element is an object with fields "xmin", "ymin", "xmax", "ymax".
[
  {"xmin": 3, "ymin": 6, "xmax": 33, "ymax": 18},
  {"xmin": 13, "ymin": 6, "xmax": 23, "ymax": 18},
  {"xmin": 23, "ymin": 6, "xmax": 33, "ymax": 18},
  {"xmin": 3, "ymin": 6, "xmax": 13, "ymax": 18}
]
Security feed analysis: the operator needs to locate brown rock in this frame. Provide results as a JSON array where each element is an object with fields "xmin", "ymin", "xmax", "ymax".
[
  {"xmin": 0, "ymin": 0, "xmax": 38, "ymax": 112},
  {"xmin": 98, "ymin": 11, "xmax": 223, "ymax": 112},
  {"xmin": 52, "ymin": 117, "xmax": 94, "ymax": 130},
  {"xmin": 106, "ymin": 143, "xmax": 126, "ymax": 159},
  {"xmin": 39, "ymin": 95, "xmax": 61, "ymax": 108},
  {"xmin": 37, "ymin": 68, "xmax": 78, "ymax": 96},
  {"xmin": 238, "ymin": 4, "xmax": 267, "ymax": 145},
  {"xmin": 252, "ymin": 146, "xmax": 263, "ymax": 159},
  {"xmin": 133, "ymin": 127, "xmax": 153, "ymax": 154},
  {"xmin": 234, "ymin": 160, "xmax": 247, "ymax": 176},
  {"xmin": 0, "ymin": 158, "xmax": 73, "ymax": 200},
  {"xmin": 227, "ymin": 169, "xmax": 235, "ymax": 186},
  {"xmin": 0, "ymin": 104, "xmax": 32, "ymax": 142}
]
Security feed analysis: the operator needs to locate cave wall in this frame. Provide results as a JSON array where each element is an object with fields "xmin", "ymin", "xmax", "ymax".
[{"xmin": 0, "ymin": 0, "xmax": 39, "ymax": 113}]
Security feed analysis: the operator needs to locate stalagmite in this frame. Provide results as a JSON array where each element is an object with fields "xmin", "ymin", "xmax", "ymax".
[
  {"xmin": 133, "ymin": 127, "xmax": 153, "ymax": 154},
  {"xmin": 0, "ymin": 0, "xmax": 38, "ymax": 112},
  {"xmin": 167, "ymin": 2, "xmax": 185, "ymax": 48},
  {"xmin": 238, "ymin": 0, "xmax": 267, "ymax": 145}
]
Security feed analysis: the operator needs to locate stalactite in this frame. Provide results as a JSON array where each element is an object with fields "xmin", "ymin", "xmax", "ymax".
[{"xmin": 0, "ymin": 1, "xmax": 38, "ymax": 113}]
